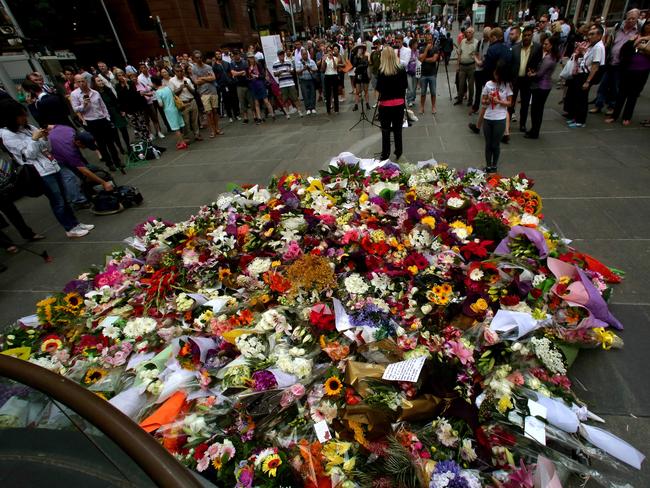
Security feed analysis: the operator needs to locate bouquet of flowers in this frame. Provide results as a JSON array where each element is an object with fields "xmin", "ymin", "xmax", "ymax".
[{"xmin": 0, "ymin": 155, "xmax": 642, "ymax": 487}]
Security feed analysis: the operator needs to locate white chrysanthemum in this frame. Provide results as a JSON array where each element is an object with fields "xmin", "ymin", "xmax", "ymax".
[
  {"xmin": 370, "ymin": 272, "xmax": 392, "ymax": 292},
  {"xmin": 520, "ymin": 213, "xmax": 539, "ymax": 226},
  {"xmin": 235, "ymin": 334, "xmax": 266, "ymax": 360},
  {"xmin": 344, "ymin": 274, "xmax": 369, "ymax": 295},
  {"xmin": 216, "ymin": 194, "xmax": 235, "ymax": 210},
  {"xmin": 123, "ymin": 317, "xmax": 157, "ymax": 339},
  {"xmin": 247, "ymin": 257, "xmax": 272, "ymax": 277},
  {"xmin": 447, "ymin": 197, "xmax": 465, "ymax": 208}
]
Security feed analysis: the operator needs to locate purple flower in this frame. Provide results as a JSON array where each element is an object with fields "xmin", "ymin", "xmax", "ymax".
[{"xmin": 251, "ymin": 370, "xmax": 278, "ymax": 391}]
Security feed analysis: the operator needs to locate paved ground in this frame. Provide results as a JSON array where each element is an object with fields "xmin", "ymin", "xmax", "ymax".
[{"xmin": 1, "ymin": 68, "xmax": 648, "ymax": 485}]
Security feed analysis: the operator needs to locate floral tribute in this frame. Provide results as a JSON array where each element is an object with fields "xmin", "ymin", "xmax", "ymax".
[{"xmin": 0, "ymin": 155, "xmax": 643, "ymax": 487}]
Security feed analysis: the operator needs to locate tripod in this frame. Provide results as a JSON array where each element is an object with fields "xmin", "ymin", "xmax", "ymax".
[
  {"xmin": 349, "ymin": 88, "xmax": 379, "ymax": 131},
  {"xmin": 442, "ymin": 55, "xmax": 453, "ymax": 102}
]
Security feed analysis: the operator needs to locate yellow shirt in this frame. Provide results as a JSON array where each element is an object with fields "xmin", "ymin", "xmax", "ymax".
[{"xmin": 519, "ymin": 45, "xmax": 532, "ymax": 77}]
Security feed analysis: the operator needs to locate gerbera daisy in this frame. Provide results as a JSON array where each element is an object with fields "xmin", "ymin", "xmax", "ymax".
[
  {"xmin": 261, "ymin": 453, "xmax": 282, "ymax": 477},
  {"xmin": 40, "ymin": 334, "xmax": 63, "ymax": 353},
  {"xmin": 324, "ymin": 376, "xmax": 343, "ymax": 396}
]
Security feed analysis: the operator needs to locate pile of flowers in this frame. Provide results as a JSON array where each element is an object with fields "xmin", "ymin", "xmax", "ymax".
[{"xmin": 0, "ymin": 155, "xmax": 643, "ymax": 487}]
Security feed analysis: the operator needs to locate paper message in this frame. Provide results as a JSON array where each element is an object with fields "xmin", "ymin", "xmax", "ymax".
[
  {"xmin": 333, "ymin": 298, "xmax": 353, "ymax": 331},
  {"xmin": 528, "ymin": 399, "xmax": 548, "ymax": 419},
  {"xmin": 382, "ymin": 355, "xmax": 427, "ymax": 383},
  {"xmin": 314, "ymin": 420, "xmax": 332, "ymax": 443},
  {"xmin": 524, "ymin": 415, "xmax": 546, "ymax": 445}
]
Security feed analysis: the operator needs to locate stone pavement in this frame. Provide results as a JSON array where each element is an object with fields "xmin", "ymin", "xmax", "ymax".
[{"xmin": 1, "ymin": 69, "xmax": 649, "ymax": 485}]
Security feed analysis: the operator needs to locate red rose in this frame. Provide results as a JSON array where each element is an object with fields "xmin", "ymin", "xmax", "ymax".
[{"xmin": 309, "ymin": 303, "xmax": 335, "ymax": 332}]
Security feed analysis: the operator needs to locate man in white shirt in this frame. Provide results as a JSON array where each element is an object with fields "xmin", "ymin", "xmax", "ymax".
[
  {"xmin": 70, "ymin": 75, "xmax": 122, "ymax": 170},
  {"xmin": 396, "ymin": 34, "xmax": 411, "ymax": 68},
  {"xmin": 566, "ymin": 25, "xmax": 605, "ymax": 128}
]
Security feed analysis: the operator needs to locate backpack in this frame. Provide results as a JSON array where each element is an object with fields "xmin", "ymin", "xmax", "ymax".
[
  {"xmin": 407, "ymin": 52, "xmax": 417, "ymax": 76},
  {"xmin": 92, "ymin": 191, "xmax": 124, "ymax": 215},
  {"xmin": 114, "ymin": 185, "xmax": 143, "ymax": 208}
]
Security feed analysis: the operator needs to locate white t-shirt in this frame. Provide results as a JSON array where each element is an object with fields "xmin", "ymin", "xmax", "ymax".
[
  {"xmin": 482, "ymin": 81, "xmax": 513, "ymax": 120},
  {"xmin": 398, "ymin": 46, "xmax": 411, "ymax": 67},
  {"xmin": 580, "ymin": 40, "xmax": 606, "ymax": 73},
  {"xmin": 168, "ymin": 76, "xmax": 196, "ymax": 102}
]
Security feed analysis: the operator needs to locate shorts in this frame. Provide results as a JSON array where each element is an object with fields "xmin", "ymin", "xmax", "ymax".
[
  {"xmin": 280, "ymin": 85, "xmax": 298, "ymax": 103},
  {"xmin": 237, "ymin": 86, "xmax": 252, "ymax": 110},
  {"xmin": 420, "ymin": 75, "xmax": 437, "ymax": 96},
  {"xmin": 201, "ymin": 93, "xmax": 218, "ymax": 112},
  {"xmin": 370, "ymin": 75, "xmax": 378, "ymax": 89}
]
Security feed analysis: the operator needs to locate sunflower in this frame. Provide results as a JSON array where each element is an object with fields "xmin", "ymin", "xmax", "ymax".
[
  {"xmin": 83, "ymin": 366, "xmax": 108, "ymax": 385},
  {"xmin": 324, "ymin": 376, "xmax": 343, "ymax": 396},
  {"xmin": 261, "ymin": 453, "xmax": 282, "ymax": 477},
  {"xmin": 64, "ymin": 292, "xmax": 83, "ymax": 310}
]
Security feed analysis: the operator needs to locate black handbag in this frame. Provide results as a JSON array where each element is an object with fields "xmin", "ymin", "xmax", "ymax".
[{"xmin": 15, "ymin": 163, "xmax": 45, "ymax": 198}]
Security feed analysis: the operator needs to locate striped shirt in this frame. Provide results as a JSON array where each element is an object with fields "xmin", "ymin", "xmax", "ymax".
[{"xmin": 272, "ymin": 60, "xmax": 295, "ymax": 88}]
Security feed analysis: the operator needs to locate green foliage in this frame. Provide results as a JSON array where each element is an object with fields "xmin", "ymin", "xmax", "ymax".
[{"xmin": 472, "ymin": 211, "xmax": 510, "ymax": 242}]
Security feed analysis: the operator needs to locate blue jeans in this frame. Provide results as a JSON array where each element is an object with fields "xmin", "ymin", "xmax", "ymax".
[
  {"xmin": 300, "ymin": 79, "xmax": 316, "ymax": 110},
  {"xmin": 407, "ymin": 74, "xmax": 417, "ymax": 104},
  {"xmin": 60, "ymin": 166, "xmax": 87, "ymax": 205},
  {"xmin": 595, "ymin": 66, "xmax": 620, "ymax": 110},
  {"xmin": 41, "ymin": 172, "xmax": 79, "ymax": 231},
  {"xmin": 420, "ymin": 75, "xmax": 437, "ymax": 97}
]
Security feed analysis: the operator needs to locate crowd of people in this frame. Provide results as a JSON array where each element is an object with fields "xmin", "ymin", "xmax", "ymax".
[{"xmin": 0, "ymin": 8, "xmax": 648, "ymax": 265}]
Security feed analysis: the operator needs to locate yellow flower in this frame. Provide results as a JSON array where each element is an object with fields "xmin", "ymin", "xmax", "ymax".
[
  {"xmin": 306, "ymin": 179, "xmax": 324, "ymax": 193},
  {"xmin": 324, "ymin": 376, "xmax": 343, "ymax": 396},
  {"xmin": 593, "ymin": 327, "xmax": 616, "ymax": 350},
  {"xmin": 64, "ymin": 292, "xmax": 83, "ymax": 310},
  {"xmin": 212, "ymin": 457, "xmax": 223, "ymax": 470},
  {"xmin": 408, "ymin": 265, "xmax": 419, "ymax": 275},
  {"xmin": 359, "ymin": 192, "xmax": 369, "ymax": 204},
  {"xmin": 83, "ymin": 366, "xmax": 108, "ymax": 385},
  {"xmin": 469, "ymin": 298, "xmax": 488, "ymax": 313},
  {"xmin": 421, "ymin": 216, "xmax": 436, "ymax": 229},
  {"xmin": 497, "ymin": 395, "xmax": 513, "ymax": 413},
  {"xmin": 262, "ymin": 453, "xmax": 282, "ymax": 477}
]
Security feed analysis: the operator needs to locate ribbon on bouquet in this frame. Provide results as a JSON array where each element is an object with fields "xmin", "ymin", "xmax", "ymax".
[{"xmin": 530, "ymin": 391, "xmax": 645, "ymax": 470}]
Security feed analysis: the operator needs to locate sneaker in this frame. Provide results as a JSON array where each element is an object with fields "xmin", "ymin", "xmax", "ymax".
[
  {"xmin": 298, "ymin": 111, "xmax": 304, "ymax": 117},
  {"xmin": 311, "ymin": 109, "xmax": 317, "ymax": 115},
  {"xmin": 511, "ymin": 114, "xmax": 518, "ymax": 123},
  {"xmin": 236, "ymin": 116, "xmax": 242, "ymax": 121},
  {"xmin": 288, "ymin": 107, "xmax": 297, "ymax": 114},
  {"xmin": 366, "ymin": 103, "xmax": 371, "ymax": 110},
  {"xmin": 567, "ymin": 122, "xmax": 585, "ymax": 128},
  {"xmin": 157, "ymin": 131, "xmax": 165, "ymax": 139},
  {"xmin": 286, "ymin": 114, "xmax": 291, "ymax": 120},
  {"xmin": 352, "ymin": 104, "xmax": 359, "ymax": 111},
  {"xmin": 229, "ymin": 118, "xmax": 234, "ymax": 123},
  {"xmin": 66, "ymin": 226, "xmax": 89, "ymax": 238},
  {"xmin": 468, "ymin": 123, "xmax": 480, "ymax": 134},
  {"xmin": 589, "ymin": 107, "xmax": 601, "ymax": 114},
  {"xmin": 77, "ymin": 223, "xmax": 95, "ymax": 231}
]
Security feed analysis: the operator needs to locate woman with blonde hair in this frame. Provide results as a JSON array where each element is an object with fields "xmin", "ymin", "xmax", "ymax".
[{"xmin": 375, "ymin": 46, "xmax": 408, "ymax": 161}]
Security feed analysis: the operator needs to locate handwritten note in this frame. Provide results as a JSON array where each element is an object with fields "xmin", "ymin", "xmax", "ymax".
[
  {"xmin": 382, "ymin": 356, "xmax": 427, "ymax": 383},
  {"xmin": 314, "ymin": 420, "xmax": 332, "ymax": 443},
  {"xmin": 524, "ymin": 416, "xmax": 546, "ymax": 445}
]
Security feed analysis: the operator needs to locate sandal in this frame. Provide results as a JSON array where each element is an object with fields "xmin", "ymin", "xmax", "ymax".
[
  {"xmin": 604, "ymin": 117, "xmax": 615, "ymax": 124},
  {"xmin": 6, "ymin": 245, "xmax": 18, "ymax": 254},
  {"xmin": 622, "ymin": 120, "xmax": 631, "ymax": 126},
  {"xmin": 176, "ymin": 141, "xmax": 188, "ymax": 150},
  {"xmin": 29, "ymin": 234, "xmax": 46, "ymax": 241},
  {"xmin": 215, "ymin": 129, "xmax": 224, "ymax": 135}
]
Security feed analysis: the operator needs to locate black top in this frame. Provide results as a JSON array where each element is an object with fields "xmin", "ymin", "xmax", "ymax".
[
  {"xmin": 420, "ymin": 45, "xmax": 440, "ymax": 76},
  {"xmin": 115, "ymin": 81, "xmax": 147, "ymax": 114},
  {"xmin": 375, "ymin": 68, "xmax": 408, "ymax": 101},
  {"xmin": 28, "ymin": 93, "xmax": 72, "ymax": 127}
]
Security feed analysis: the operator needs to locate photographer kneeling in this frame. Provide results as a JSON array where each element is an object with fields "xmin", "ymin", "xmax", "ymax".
[{"xmin": 375, "ymin": 47, "xmax": 408, "ymax": 162}]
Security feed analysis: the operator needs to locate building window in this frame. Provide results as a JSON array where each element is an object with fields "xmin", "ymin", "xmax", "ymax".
[
  {"xmin": 218, "ymin": 0, "xmax": 232, "ymax": 30},
  {"xmin": 130, "ymin": 0, "xmax": 154, "ymax": 30},
  {"xmin": 248, "ymin": 0, "xmax": 257, "ymax": 30},
  {"xmin": 194, "ymin": 0, "xmax": 208, "ymax": 28}
]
